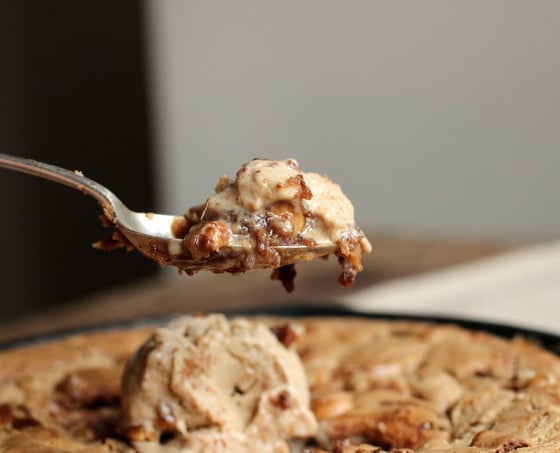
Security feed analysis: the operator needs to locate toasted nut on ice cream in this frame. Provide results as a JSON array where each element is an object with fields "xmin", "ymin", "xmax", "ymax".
[{"xmin": 121, "ymin": 314, "xmax": 318, "ymax": 452}]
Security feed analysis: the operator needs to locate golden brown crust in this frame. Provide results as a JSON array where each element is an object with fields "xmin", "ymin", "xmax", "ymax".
[
  {"xmin": 299, "ymin": 318, "xmax": 560, "ymax": 452},
  {"xmin": 1, "ymin": 318, "xmax": 560, "ymax": 452}
]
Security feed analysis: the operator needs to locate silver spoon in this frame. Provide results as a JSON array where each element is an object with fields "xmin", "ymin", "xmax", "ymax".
[{"xmin": 0, "ymin": 153, "xmax": 337, "ymax": 272}]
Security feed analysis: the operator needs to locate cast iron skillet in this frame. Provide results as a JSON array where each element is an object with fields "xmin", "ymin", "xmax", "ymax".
[{"xmin": 1, "ymin": 304, "xmax": 559, "ymax": 355}]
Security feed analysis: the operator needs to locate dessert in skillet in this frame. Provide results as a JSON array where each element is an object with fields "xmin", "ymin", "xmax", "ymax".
[
  {"xmin": 2, "ymin": 314, "xmax": 560, "ymax": 452},
  {"xmin": 172, "ymin": 158, "xmax": 372, "ymax": 291}
]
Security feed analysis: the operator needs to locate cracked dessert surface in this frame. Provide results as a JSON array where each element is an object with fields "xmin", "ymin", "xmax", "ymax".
[{"xmin": 1, "ymin": 316, "xmax": 560, "ymax": 452}]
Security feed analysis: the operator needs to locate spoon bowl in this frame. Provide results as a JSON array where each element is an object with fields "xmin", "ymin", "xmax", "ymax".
[{"xmin": 0, "ymin": 153, "xmax": 337, "ymax": 272}]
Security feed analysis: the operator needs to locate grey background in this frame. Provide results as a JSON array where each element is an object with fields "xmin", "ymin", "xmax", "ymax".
[{"xmin": 146, "ymin": 0, "xmax": 560, "ymax": 237}]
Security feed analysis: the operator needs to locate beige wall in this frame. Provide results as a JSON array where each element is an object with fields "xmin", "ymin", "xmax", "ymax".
[{"xmin": 145, "ymin": 1, "xmax": 560, "ymax": 238}]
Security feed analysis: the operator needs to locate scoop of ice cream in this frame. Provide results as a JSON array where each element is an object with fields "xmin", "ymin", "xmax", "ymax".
[
  {"xmin": 180, "ymin": 158, "xmax": 372, "ymax": 290},
  {"xmin": 204, "ymin": 159, "xmax": 365, "ymax": 238},
  {"xmin": 121, "ymin": 314, "xmax": 318, "ymax": 452}
]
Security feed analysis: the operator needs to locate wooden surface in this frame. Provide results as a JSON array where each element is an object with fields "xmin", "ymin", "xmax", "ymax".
[{"xmin": 0, "ymin": 233, "xmax": 523, "ymax": 343}]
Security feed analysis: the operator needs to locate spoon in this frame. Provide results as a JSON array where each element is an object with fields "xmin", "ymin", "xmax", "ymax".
[{"xmin": 0, "ymin": 153, "xmax": 337, "ymax": 272}]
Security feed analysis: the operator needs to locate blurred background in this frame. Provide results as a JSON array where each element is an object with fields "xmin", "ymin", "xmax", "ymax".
[{"xmin": 1, "ymin": 1, "xmax": 559, "ymax": 322}]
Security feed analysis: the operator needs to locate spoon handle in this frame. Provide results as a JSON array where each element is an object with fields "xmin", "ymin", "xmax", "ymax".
[{"xmin": 0, "ymin": 153, "xmax": 119, "ymax": 218}]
